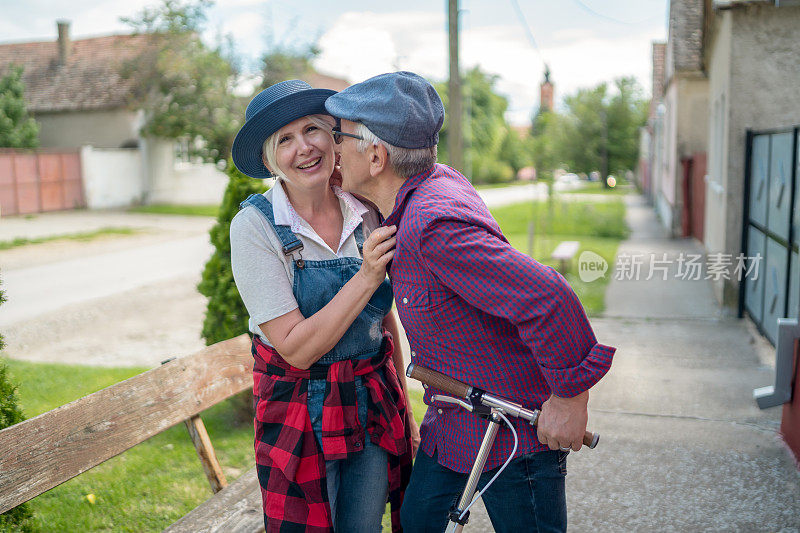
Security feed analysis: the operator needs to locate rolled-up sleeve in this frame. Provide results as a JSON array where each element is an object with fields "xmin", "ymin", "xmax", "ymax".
[{"xmin": 419, "ymin": 217, "xmax": 614, "ymax": 397}]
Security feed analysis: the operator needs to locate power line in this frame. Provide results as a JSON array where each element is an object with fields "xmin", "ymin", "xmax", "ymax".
[
  {"xmin": 571, "ymin": 0, "xmax": 662, "ymax": 26},
  {"xmin": 508, "ymin": 0, "xmax": 546, "ymax": 67}
]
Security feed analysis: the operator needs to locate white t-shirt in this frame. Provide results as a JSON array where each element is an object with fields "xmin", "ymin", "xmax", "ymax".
[{"xmin": 230, "ymin": 180, "xmax": 381, "ymax": 344}]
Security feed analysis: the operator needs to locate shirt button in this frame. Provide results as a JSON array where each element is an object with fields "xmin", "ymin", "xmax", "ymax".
[
  {"xmin": 354, "ymin": 441, "xmax": 361, "ymax": 448},
  {"xmin": 437, "ymin": 409, "xmax": 443, "ymax": 415},
  {"xmin": 411, "ymin": 351, "xmax": 416, "ymax": 357},
  {"xmin": 402, "ymin": 297, "xmax": 408, "ymax": 304}
]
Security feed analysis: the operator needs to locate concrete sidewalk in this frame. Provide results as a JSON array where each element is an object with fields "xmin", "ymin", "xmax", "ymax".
[{"xmin": 569, "ymin": 194, "xmax": 799, "ymax": 531}]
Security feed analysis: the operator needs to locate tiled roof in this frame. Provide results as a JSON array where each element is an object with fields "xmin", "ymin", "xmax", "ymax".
[
  {"xmin": 0, "ymin": 33, "xmax": 156, "ymax": 113},
  {"xmin": 306, "ymin": 71, "xmax": 350, "ymax": 91}
]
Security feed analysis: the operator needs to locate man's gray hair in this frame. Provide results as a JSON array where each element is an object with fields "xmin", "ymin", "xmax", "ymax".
[{"xmin": 354, "ymin": 123, "xmax": 437, "ymax": 179}]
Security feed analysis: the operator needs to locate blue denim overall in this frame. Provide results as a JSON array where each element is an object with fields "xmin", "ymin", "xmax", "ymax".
[{"xmin": 241, "ymin": 193, "xmax": 393, "ymax": 531}]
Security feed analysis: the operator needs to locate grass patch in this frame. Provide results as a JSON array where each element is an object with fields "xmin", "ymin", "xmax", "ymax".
[
  {"xmin": 489, "ymin": 199, "xmax": 628, "ymax": 315},
  {"xmin": 1, "ymin": 358, "xmax": 427, "ymax": 533},
  {"xmin": 128, "ymin": 204, "xmax": 219, "ymax": 217},
  {"xmin": 474, "ymin": 180, "xmax": 529, "ymax": 190},
  {"xmin": 2, "ymin": 358, "xmax": 255, "ymax": 532},
  {"xmin": 0, "ymin": 227, "xmax": 138, "ymax": 250}
]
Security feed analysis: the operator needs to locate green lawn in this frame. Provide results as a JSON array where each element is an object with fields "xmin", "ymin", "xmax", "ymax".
[
  {"xmin": 128, "ymin": 204, "xmax": 219, "ymax": 217},
  {"xmin": 1, "ymin": 358, "xmax": 425, "ymax": 532},
  {"xmin": 473, "ymin": 180, "xmax": 530, "ymax": 190},
  {"xmin": 489, "ymin": 198, "xmax": 628, "ymax": 315},
  {"xmin": 0, "ymin": 228, "xmax": 138, "ymax": 250}
]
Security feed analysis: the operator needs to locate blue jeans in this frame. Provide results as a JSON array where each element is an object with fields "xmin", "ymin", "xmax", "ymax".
[
  {"xmin": 308, "ymin": 377, "xmax": 388, "ymax": 532},
  {"xmin": 400, "ymin": 448, "xmax": 568, "ymax": 533}
]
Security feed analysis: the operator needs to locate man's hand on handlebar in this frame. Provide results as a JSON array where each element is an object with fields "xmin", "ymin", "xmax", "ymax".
[{"xmin": 536, "ymin": 390, "xmax": 589, "ymax": 452}]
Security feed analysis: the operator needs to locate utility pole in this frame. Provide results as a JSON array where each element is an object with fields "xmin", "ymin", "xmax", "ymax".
[
  {"xmin": 448, "ymin": 0, "xmax": 464, "ymax": 175},
  {"xmin": 601, "ymin": 109, "xmax": 609, "ymax": 188}
]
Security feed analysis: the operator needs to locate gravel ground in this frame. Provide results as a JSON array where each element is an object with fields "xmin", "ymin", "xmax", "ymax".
[
  {"xmin": 2, "ymin": 273, "xmax": 208, "ymax": 368},
  {"xmin": 1, "ymin": 214, "xmax": 214, "ymax": 368}
]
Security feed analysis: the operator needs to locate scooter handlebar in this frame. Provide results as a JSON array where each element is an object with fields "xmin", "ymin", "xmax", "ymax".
[
  {"xmin": 407, "ymin": 363, "xmax": 472, "ymax": 399},
  {"xmin": 407, "ymin": 363, "xmax": 600, "ymax": 449}
]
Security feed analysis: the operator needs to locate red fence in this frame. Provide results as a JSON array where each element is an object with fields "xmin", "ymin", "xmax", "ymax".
[{"xmin": 0, "ymin": 149, "xmax": 84, "ymax": 216}]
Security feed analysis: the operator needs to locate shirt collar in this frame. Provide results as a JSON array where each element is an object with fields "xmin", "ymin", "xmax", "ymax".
[
  {"xmin": 270, "ymin": 179, "xmax": 370, "ymax": 253},
  {"xmin": 383, "ymin": 165, "xmax": 437, "ymax": 228},
  {"xmin": 271, "ymin": 179, "xmax": 294, "ymax": 227}
]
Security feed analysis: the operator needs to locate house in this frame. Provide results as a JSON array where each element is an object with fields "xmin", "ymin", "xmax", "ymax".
[
  {"xmin": 0, "ymin": 21, "xmax": 228, "ymax": 211},
  {"xmin": 637, "ymin": 42, "xmax": 666, "ymax": 204},
  {"xmin": 702, "ymin": 0, "xmax": 800, "ymax": 329},
  {"xmin": 655, "ymin": 0, "xmax": 709, "ymax": 241},
  {"xmin": 650, "ymin": 0, "xmax": 800, "ymax": 461}
]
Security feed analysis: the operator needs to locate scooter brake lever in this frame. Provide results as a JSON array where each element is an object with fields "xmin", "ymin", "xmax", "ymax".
[{"xmin": 430, "ymin": 394, "xmax": 474, "ymax": 412}]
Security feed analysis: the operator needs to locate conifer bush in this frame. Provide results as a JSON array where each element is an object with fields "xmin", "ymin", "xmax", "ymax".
[
  {"xmin": 198, "ymin": 162, "xmax": 266, "ymax": 422},
  {"xmin": 0, "ymin": 276, "xmax": 33, "ymax": 532}
]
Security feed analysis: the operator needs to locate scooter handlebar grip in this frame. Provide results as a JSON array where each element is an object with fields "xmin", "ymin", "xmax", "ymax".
[
  {"xmin": 584, "ymin": 431, "xmax": 600, "ymax": 449},
  {"xmin": 407, "ymin": 363, "xmax": 472, "ymax": 399}
]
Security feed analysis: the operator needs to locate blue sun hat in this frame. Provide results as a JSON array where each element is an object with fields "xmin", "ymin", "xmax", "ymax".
[{"xmin": 231, "ymin": 80, "xmax": 337, "ymax": 179}]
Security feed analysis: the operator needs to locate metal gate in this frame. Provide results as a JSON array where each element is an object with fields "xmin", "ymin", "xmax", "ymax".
[
  {"xmin": 0, "ymin": 149, "xmax": 84, "ymax": 216},
  {"xmin": 741, "ymin": 127, "xmax": 800, "ymax": 345}
]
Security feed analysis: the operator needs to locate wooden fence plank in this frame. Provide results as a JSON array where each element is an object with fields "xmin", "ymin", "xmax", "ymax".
[
  {"xmin": 0, "ymin": 334, "xmax": 252, "ymax": 513},
  {"xmin": 163, "ymin": 467, "xmax": 264, "ymax": 533},
  {"xmin": 184, "ymin": 414, "xmax": 228, "ymax": 494}
]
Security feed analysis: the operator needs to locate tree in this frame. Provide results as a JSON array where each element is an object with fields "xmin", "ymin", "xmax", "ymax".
[
  {"xmin": 0, "ymin": 276, "xmax": 33, "ymax": 532},
  {"xmin": 606, "ymin": 76, "xmax": 648, "ymax": 177},
  {"xmin": 438, "ymin": 67, "xmax": 528, "ymax": 184},
  {"xmin": 548, "ymin": 77, "xmax": 647, "ymax": 183},
  {"xmin": 197, "ymin": 162, "xmax": 266, "ymax": 345},
  {"xmin": 560, "ymin": 83, "xmax": 607, "ymax": 177},
  {"xmin": 528, "ymin": 110, "xmax": 563, "ymax": 181},
  {"xmin": 120, "ymin": 0, "xmax": 241, "ymax": 162},
  {"xmin": 0, "ymin": 65, "xmax": 39, "ymax": 148},
  {"xmin": 260, "ymin": 45, "xmax": 320, "ymax": 90}
]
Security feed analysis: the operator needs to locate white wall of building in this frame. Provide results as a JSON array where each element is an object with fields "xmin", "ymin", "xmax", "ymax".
[
  {"xmin": 80, "ymin": 146, "xmax": 144, "ymax": 209},
  {"xmin": 143, "ymin": 138, "xmax": 228, "ymax": 205},
  {"xmin": 704, "ymin": 10, "xmax": 732, "ymax": 277}
]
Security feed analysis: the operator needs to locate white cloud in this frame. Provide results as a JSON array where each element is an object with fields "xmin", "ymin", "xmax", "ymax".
[
  {"xmin": 314, "ymin": 11, "xmax": 445, "ymax": 83},
  {"xmin": 315, "ymin": 11, "xmax": 663, "ymax": 126}
]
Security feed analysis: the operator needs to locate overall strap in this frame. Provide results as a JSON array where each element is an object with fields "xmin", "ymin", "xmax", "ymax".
[
  {"xmin": 354, "ymin": 223, "xmax": 365, "ymax": 255},
  {"xmin": 240, "ymin": 193, "xmax": 305, "ymax": 266}
]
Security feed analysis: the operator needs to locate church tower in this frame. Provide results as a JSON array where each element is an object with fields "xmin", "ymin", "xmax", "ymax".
[{"xmin": 540, "ymin": 65, "xmax": 554, "ymax": 111}]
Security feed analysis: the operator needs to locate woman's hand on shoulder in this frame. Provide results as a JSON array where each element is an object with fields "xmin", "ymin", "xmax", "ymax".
[{"xmin": 358, "ymin": 225, "xmax": 396, "ymax": 288}]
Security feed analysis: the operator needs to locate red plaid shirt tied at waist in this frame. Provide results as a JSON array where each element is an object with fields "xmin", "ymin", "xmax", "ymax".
[{"xmin": 252, "ymin": 334, "xmax": 412, "ymax": 532}]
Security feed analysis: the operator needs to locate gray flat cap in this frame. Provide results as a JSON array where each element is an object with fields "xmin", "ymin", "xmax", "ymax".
[{"xmin": 325, "ymin": 71, "xmax": 444, "ymax": 149}]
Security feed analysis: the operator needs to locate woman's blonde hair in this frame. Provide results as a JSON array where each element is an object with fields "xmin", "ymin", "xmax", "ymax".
[{"xmin": 262, "ymin": 114, "xmax": 335, "ymax": 181}]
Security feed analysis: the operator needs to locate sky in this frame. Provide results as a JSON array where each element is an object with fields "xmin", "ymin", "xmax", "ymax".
[{"xmin": 0, "ymin": 0, "xmax": 669, "ymax": 125}]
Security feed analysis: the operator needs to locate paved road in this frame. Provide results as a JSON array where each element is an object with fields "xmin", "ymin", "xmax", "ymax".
[
  {"xmin": 0, "ymin": 184, "xmax": 570, "ymax": 328},
  {"xmin": 0, "ymin": 235, "xmax": 212, "ymax": 326}
]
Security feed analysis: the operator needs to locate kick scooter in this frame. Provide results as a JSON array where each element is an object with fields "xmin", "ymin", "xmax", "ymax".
[{"xmin": 407, "ymin": 363, "xmax": 600, "ymax": 533}]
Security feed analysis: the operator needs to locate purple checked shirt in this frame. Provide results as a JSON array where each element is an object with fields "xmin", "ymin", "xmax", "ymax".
[{"xmin": 384, "ymin": 163, "xmax": 615, "ymax": 473}]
